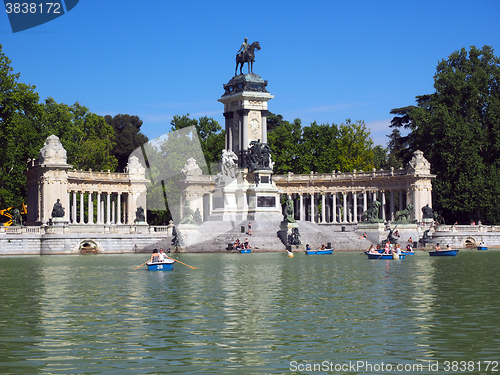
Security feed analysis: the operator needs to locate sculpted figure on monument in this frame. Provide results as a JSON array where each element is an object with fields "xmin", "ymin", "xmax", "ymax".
[
  {"xmin": 135, "ymin": 206, "xmax": 145, "ymax": 222},
  {"xmin": 51, "ymin": 199, "xmax": 65, "ymax": 218},
  {"xmin": 361, "ymin": 200, "xmax": 383, "ymax": 223},
  {"xmin": 180, "ymin": 200, "xmax": 196, "ymax": 225},
  {"xmin": 284, "ymin": 198, "xmax": 296, "ymax": 223},
  {"xmin": 235, "ymin": 38, "xmax": 261, "ymax": 76},
  {"xmin": 394, "ymin": 204, "xmax": 415, "ymax": 223},
  {"xmin": 422, "ymin": 204, "xmax": 434, "ymax": 219},
  {"xmin": 246, "ymin": 139, "xmax": 271, "ymax": 172}
]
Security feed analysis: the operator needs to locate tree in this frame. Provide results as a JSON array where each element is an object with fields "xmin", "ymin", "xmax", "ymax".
[
  {"xmin": 390, "ymin": 46, "xmax": 500, "ymax": 223},
  {"xmin": 267, "ymin": 114, "xmax": 303, "ymax": 174},
  {"xmin": 335, "ymin": 119, "xmax": 374, "ymax": 172},
  {"xmin": 105, "ymin": 114, "xmax": 148, "ymax": 172},
  {"xmin": 42, "ymin": 98, "xmax": 118, "ymax": 172},
  {"xmin": 0, "ymin": 44, "xmax": 43, "ymax": 209},
  {"xmin": 170, "ymin": 114, "xmax": 224, "ymax": 173}
]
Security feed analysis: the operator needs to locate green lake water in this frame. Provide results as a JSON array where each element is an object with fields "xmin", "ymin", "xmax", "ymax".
[{"xmin": 1, "ymin": 250, "xmax": 500, "ymax": 374}]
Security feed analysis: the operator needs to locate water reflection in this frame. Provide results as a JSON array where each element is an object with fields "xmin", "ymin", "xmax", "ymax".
[{"xmin": 0, "ymin": 251, "xmax": 499, "ymax": 374}]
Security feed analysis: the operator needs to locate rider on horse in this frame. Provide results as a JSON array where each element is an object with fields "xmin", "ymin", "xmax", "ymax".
[{"xmin": 237, "ymin": 38, "xmax": 249, "ymax": 58}]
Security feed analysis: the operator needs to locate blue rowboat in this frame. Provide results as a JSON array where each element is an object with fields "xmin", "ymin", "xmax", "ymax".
[
  {"xmin": 240, "ymin": 249, "xmax": 251, "ymax": 253},
  {"xmin": 477, "ymin": 246, "xmax": 488, "ymax": 250},
  {"xmin": 305, "ymin": 249, "xmax": 333, "ymax": 255},
  {"xmin": 429, "ymin": 249, "xmax": 459, "ymax": 256},
  {"xmin": 366, "ymin": 253, "xmax": 406, "ymax": 259},
  {"xmin": 147, "ymin": 259, "xmax": 175, "ymax": 271}
]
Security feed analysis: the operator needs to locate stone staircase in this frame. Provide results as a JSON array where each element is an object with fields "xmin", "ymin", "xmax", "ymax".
[{"xmin": 144, "ymin": 220, "xmax": 373, "ymax": 253}]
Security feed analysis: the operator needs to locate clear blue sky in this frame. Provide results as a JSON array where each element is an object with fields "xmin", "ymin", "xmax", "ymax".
[{"xmin": 2, "ymin": 0, "xmax": 500, "ymax": 146}]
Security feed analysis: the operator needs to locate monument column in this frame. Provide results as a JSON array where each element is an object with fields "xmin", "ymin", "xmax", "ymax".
[
  {"xmin": 299, "ymin": 193, "xmax": 305, "ymax": 221},
  {"xmin": 261, "ymin": 110, "xmax": 269, "ymax": 144},
  {"xmin": 97, "ymin": 192, "xmax": 101, "ymax": 224},
  {"xmin": 353, "ymin": 192, "xmax": 358, "ymax": 223},
  {"xmin": 321, "ymin": 193, "xmax": 326, "ymax": 223},
  {"xmin": 88, "ymin": 192, "xmax": 93, "ymax": 224},
  {"xmin": 332, "ymin": 193, "xmax": 337, "ymax": 223},
  {"xmin": 117, "ymin": 193, "xmax": 122, "ymax": 224}
]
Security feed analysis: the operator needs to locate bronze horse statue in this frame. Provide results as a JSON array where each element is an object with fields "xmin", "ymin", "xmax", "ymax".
[{"xmin": 235, "ymin": 41, "xmax": 261, "ymax": 76}]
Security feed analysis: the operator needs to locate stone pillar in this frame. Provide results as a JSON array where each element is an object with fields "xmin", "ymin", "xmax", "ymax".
[
  {"xmin": 111, "ymin": 197, "xmax": 115, "ymax": 224},
  {"xmin": 72, "ymin": 191, "xmax": 77, "ymax": 223},
  {"xmin": 238, "ymin": 109, "xmax": 250, "ymax": 150},
  {"xmin": 342, "ymin": 192, "xmax": 347, "ymax": 223},
  {"xmin": 117, "ymin": 193, "xmax": 121, "ymax": 224},
  {"xmin": 353, "ymin": 192, "xmax": 358, "ymax": 223},
  {"xmin": 261, "ymin": 110, "xmax": 268, "ymax": 144},
  {"xmin": 390, "ymin": 190, "xmax": 395, "ymax": 220},
  {"xmin": 223, "ymin": 112, "xmax": 234, "ymax": 152},
  {"xmin": 106, "ymin": 192, "xmax": 111, "ymax": 224},
  {"xmin": 399, "ymin": 190, "xmax": 404, "ymax": 210},
  {"xmin": 97, "ymin": 192, "xmax": 101, "ymax": 224},
  {"xmin": 363, "ymin": 191, "xmax": 367, "ymax": 213},
  {"xmin": 88, "ymin": 192, "xmax": 93, "ymax": 224},
  {"xmin": 299, "ymin": 193, "xmax": 305, "ymax": 221},
  {"xmin": 79, "ymin": 192, "xmax": 84, "ymax": 224},
  {"xmin": 321, "ymin": 193, "xmax": 326, "ymax": 223},
  {"xmin": 310, "ymin": 193, "xmax": 315, "ymax": 223},
  {"xmin": 381, "ymin": 191, "xmax": 386, "ymax": 220},
  {"xmin": 332, "ymin": 193, "xmax": 337, "ymax": 223}
]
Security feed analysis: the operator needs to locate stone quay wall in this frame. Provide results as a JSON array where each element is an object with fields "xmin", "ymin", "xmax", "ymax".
[{"xmin": 0, "ymin": 225, "xmax": 172, "ymax": 255}]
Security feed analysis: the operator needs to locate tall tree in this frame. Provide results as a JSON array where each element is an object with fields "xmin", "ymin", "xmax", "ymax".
[
  {"xmin": 42, "ymin": 98, "xmax": 118, "ymax": 172},
  {"xmin": 335, "ymin": 119, "xmax": 374, "ymax": 172},
  {"xmin": 0, "ymin": 44, "xmax": 43, "ymax": 209},
  {"xmin": 391, "ymin": 46, "xmax": 500, "ymax": 223},
  {"xmin": 267, "ymin": 114, "xmax": 303, "ymax": 174},
  {"xmin": 105, "ymin": 114, "xmax": 148, "ymax": 172}
]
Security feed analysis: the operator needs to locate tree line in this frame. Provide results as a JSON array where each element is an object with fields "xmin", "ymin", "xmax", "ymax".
[{"xmin": 2, "ymin": 44, "xmax": 500, "ymax": 224}]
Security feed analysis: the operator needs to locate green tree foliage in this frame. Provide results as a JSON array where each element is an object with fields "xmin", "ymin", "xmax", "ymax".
[
  {"xmin": 335, "ymin": 119, "xmax": 374, "ymax": 172},
  {"xmin": 0, "ymin": 44, "xmax": 43, "ymax": 208},
  {"xmin": 0, "ymin": 45, "xmax": 118, "ymax": 210},
  {"xmin": 105, "ymin": 114, "xmax": 148, "ymax": 172},
  {"xmin": 390, "ymin": 46, "xmax": 500, "ymax": 223},
  {"xmin": 267, "ymin": 113, "xmax": 375, "ymax": 174},
  {"xmin": 170, "ymin": 114, "xmax": 224, "ymax": 173},
  {"xmin": 266, "ymin": 113, "xmax": 303, "ymax": 174},
  {"xmin": 41, "ymin": 98, "xmax": 117, "ymax": 172}
]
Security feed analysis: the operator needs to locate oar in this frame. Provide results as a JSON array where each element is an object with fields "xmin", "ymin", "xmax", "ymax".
[
  {"xmin": 133, "ymin": 261, "xmax": 148, "ymax": 271},
  {"xmin": 166, "ymin": 256, "xmax": 198, "ymax": 270}
]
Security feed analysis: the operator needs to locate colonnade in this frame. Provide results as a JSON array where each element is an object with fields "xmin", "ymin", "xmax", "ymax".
[
  {"xmin": 67, "ymin": 191, "xmax": 130, "ymax": 225},
  {"xmin": 286, "ymin": 190, "xmax": 408, "ymax": 223}
]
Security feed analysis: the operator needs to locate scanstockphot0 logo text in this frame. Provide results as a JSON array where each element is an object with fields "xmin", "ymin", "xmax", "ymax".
[{"xmin": 3, "ymin": 0, "xmax": 79, "ymax": 33}]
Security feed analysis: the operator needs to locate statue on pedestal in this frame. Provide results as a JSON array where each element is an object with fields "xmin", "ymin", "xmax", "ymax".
[
  {"xmin": 51, "ymin": 199, "xmax": 65, "ymax": 218},
  {"xmin": 180, "ymin": 200, "xmax": 196, "ymax": 225},
  {"xmin": 422, "ymin": 204, "xmax": 434, "ymax": 219},
  {"xmin": 361, "ymin": 200, "xmax": 383, "ymax": 223},
  {"xmin": 135, "ymin": 206, "xmax": 145, "ymax": 222},
  {"xmin": 235, "ymin": 39, "xmax": 261, "ymax": 76},
  {"xmin": 284, "ymin": 198, "xmax": 296, "ymax": 223}
]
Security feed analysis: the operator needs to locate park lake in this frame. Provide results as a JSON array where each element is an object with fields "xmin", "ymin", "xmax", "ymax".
[{"xmin": 1, "ymin": 250, "xmax": 499, "ymax": 374}]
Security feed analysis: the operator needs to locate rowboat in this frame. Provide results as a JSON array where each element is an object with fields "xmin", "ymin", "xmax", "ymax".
[
  {"xmin": 366, "ymin": 252, "xmax": 406, "ymax": 260},
  {"xmin": 429, "ymin": 249, "xmax": 459, "ymax": 256},
  {"xmin": 147, "ymin": 259, "xmax": 175, "ymax": 271},
  {"xmin": 240, "ymin": 249, "xmax": 251, "ymax": 253},
  {"xmin": 305, "ymin": 248, "xmax": 333, "ymax": 255},
  {"xmin": 477, "ymin": 246, "xmax": 488, "ymax": 250}
]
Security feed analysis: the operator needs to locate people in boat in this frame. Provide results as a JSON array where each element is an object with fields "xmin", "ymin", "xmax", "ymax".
[
  {"xmin": 248, "ymin": 222, "xmax": 252, "ymax": 236},
  {"xmin": 367, "ymin": 244, "xmax": 378, "ymax": 254},
  {"xmin": 384, "ymin": 241, "xmax": 391, "ymax": 254},
  {"xmin": 158, "ymin": 248, "xmax": 167, "ymax": 262},
  {"xmin": 406, "ymin": 243, "xmax": 413, "ymax": 253},
  {"xmin": 306, "ymin": 244, "xmax": 311, "ymax": 251},
  {"xmin": 233, "ymin": 238, "xmax": 241, "ymax": 249},
  {"xmin": 150, "ymin": 249, "xmax": 160, "ymax": 263},
  {"xmin": 395, "ymin": 244, "xmax": 402, "ymax": 255},
  {"xmin": 320, "ymin": 244, "xmax": 326, "ymax": 250},
  {"xmin": 435, "ymin": 243, "xmax": 442, "ymax": 251},
  {"xmin": 446, "ymin": 244, "xmax": 451, "ymax": 251},
  {"xmin": 243, "ymin": 238, "xmax": 251, "ymax": 249}
]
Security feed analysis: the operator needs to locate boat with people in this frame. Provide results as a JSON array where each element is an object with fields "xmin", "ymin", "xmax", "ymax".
[
  {"xmin": 477, "ymin": 242, "xmax": 488, "ymax": 250},
  {"xmin": 305, "ymin": 248, "xmax": 333, "ymax": 255},
  {"xmin": 429, "ymin": 249, "xmax": 459, "ymax": 256},
  {"xmin": 366, "ymin": 252, "xmax": 406, "ymax": 260},
  {"xmin": 147, "ymin": 259, "xmax": 175, "ymax": 271},
  {"xmin": 240, "ymin": 249, "xmax": 251, "ymax": 253}
]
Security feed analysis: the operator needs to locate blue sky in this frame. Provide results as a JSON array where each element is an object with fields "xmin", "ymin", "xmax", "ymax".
[{"xmin": 2, "ymin": 0, "xmax": 500, "ymax": 146}]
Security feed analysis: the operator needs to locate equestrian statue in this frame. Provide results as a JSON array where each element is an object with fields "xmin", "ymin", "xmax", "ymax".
[{"xmin": 235, "ymin": 38, "xmax": 261, "ymax": 76}]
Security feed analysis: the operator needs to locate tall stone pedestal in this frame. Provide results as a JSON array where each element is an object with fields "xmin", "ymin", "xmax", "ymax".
[{"xmin": 246, "ymin": 169, "xmax": 282, "ymax": 221}]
